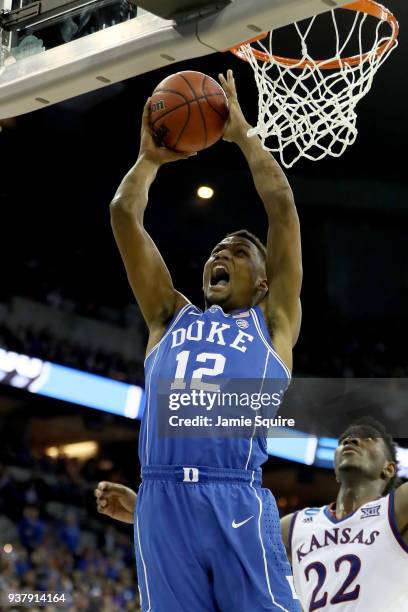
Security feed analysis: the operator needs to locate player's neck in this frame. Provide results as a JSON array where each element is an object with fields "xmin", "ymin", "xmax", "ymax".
[{"xmin": 335, "ymin": 479, "xmax": 383, "ymax": 518}]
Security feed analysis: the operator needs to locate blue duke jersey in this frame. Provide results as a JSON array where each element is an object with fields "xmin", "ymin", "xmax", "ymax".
[
  {"xmin": 140, "ymin": 303, "xmax": 291, "ymax": 469},
  {"xmin": 135, "ymin": 303, "xmax": 300, "ymax": 612}
]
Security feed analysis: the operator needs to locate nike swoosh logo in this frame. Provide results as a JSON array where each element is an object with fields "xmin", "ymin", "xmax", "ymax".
[{"xmin": 232, "ymin": 515, "xmax": 254, "ymax": 529}]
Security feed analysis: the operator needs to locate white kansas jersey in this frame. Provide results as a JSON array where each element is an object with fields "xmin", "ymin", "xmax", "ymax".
[{"xmin": 290, "ymin": 491, "xmax": 408, "ymax": 611}]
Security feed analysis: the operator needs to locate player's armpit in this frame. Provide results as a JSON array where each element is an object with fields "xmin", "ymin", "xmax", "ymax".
[
  {"xmin": 393, "ymin": 481, "xmax": 408, "ymax": 539},
  {"xmin": 145, "ymin": 295, "xmax": 190, "ymax": 356},
  {"xmin": 264, "ymin": 198, "xmax": 303, "ymax": 350},
  {"xmin": 259, "ymin": 295, "xmax": 301, "ymax": 374},
  {"xmin": 280, "ymin": 512, "xmax": 295, "ymax": 563}
]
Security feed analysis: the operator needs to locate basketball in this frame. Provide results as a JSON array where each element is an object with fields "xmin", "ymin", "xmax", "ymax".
[{"xmin": 149, "ymin": 70, "xmax": 229, "ymax": 153}]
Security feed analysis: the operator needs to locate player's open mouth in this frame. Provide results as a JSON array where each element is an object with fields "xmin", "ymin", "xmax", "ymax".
[
  {"xmin": 342, "ymin": 447, "xmax": 359, "ymax": 456},
  {"xmin": 210, "ymin": 265, "xmax": 230, "ymax": 288}
]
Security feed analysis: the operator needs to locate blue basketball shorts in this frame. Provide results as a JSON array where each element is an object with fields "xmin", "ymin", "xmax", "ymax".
[{"xmin": 134, "ymin": 466, "xmax": 300, "ymax": 611}]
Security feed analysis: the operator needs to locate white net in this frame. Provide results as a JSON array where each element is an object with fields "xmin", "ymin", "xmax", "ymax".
[{"xmin": 235, "ymin": 2, "xmax": 398, "ymax": 168}]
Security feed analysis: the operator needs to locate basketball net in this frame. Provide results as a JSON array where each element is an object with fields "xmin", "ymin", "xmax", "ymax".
[{"xmin": 230, "ymin": 0, "xmax": 399, "ymax": 168}]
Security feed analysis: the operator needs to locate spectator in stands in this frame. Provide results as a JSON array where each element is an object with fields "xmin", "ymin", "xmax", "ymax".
[
  {"xmin": 58, "ymin": 511, "xmax": 81, "ymax": 554},
  {"xmin": 18, "ymin": 506, "xmax": 45, "ymax": 552}
]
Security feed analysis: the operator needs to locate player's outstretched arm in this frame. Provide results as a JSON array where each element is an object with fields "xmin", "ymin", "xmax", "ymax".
[
  {"xmin": 219, "ymin": 71, "xmax": 302, "ymax": 372},
  {"xmin": 394, "ymin": 481, "xmax": 408, "ymax": 541},
  {"xmin": 94, "ymin": 481, "xmax": 137, "ymax": 524},
  {"xmin": 110, "ymin": 99, "xmax": 195, "ymax": 351}
]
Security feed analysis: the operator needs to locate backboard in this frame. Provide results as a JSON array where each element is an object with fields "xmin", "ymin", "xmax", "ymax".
[{"xmin": 0, "ymin": 0, "xmax": 352, "ymax": 119}]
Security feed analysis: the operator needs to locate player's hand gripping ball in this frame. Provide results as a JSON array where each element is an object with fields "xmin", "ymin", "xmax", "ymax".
[{"xmin": 149, "ymin": 70, "xmax": 229, "ymax": 153}]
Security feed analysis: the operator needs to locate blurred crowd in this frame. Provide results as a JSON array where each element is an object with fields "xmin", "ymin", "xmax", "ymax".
[
  {"xmin": 1, "ymin": 316, "xmax": 406, "ymax": 386},
  {"xmin": 43, "ymin": 287, "xmax": 146, "ymax": 331},
  {"xmin": 0, "ymin": 323, "xmax": 144, "ymax": 386},
  {"xmin": 295, "ymin": 322, "xmax": 408, "ymax": 378},
  {"xmin": 1, "ymin": 258, "xmax": 407, "ymax": 384},
  {"xmin": 6, "ymin": 256, "xmax": 146, "ymax": 328},
  {"xmin": 0, "ymin": 447, "xmax": 140, "ymax": 611}
]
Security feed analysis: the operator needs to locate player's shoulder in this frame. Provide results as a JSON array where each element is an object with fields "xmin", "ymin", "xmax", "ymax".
[
  {"xmin": 393, "ymin": 480, "xmax": 408, "ymax": 505},
  {"xmin": 167, "ymin": 301, "xmax": 202, "ymax": 324},
  {"xmin": 282, "ymin": 506, "xmax": 324, "ymax": 536},
  {"xmin": 388, "ymin": 483, "xmax": 408, "ymax": 534},
  {"xmin": 145, "ymin": 302, "xmax": 200, "ymax": 362},
  {"xmin": 281, "ymin": 507, "xmax": 324, "ymax": 552},
  {"xmin": 179, "ymin": 303, "xmax": 202, "ymax": 316},
  {"xmin": 295, "ymin": 506, "xmax": 324, "ymax": 525}
]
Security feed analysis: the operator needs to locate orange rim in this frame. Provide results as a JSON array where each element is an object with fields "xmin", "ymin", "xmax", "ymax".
[{"xmin": 229, "ymin": 0, "xmax": 399, "ymax": 69}]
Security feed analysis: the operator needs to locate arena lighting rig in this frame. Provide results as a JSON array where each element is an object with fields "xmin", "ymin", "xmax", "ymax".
[{"xmin": 0, "ymin": 0, "xmax": 351, "ymax": 119}]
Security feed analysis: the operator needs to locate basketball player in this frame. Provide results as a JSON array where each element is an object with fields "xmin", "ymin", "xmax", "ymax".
[
  {"xmin": 106, "ymin": 69, "xmax": 302, "ymax": 611},
  {"xmin": 96, "ymin": 419, "xmax": 408, "ymax": 610},
  {"xmin": 280, "ymin": 419, "xmax": 408, "ymax": 611}
]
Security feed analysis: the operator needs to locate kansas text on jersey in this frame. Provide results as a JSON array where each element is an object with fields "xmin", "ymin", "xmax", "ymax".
[{"xmin": 290, "ymin": 492, "xmax": 408, "ymax": 612}]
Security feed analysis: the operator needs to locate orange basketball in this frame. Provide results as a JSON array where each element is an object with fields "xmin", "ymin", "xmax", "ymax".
[{"xmin": 149, "ymin": 70, "xmax": 229, "ymax": 153}]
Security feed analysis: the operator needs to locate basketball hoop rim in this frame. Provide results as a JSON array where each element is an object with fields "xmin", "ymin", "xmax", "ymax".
[{"xmin": 229, "ymin": 0, "xmax": 399, "ymax": 70}]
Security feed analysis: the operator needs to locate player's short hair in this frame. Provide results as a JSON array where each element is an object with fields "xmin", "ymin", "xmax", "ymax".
[
  {"xmin": 225, "ymin": 229, "xmax": 267, "ymax": 261},
  {"xmin": 339, "ymin": 417, "xmax": 399, "ymax": 494}
]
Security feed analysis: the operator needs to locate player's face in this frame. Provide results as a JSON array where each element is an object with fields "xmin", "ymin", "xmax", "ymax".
[
  {"xmin": 334, "ymin": 428, "xmax": 393, "ymax": 483},
  {"xmin": 202, "ymin": 237, "xmax": 267, "ymax": 311}
]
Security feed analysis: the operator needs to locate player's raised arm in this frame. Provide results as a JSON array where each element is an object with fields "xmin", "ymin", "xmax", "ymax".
[
  {"xmin": 219, "ymin": 71, "xmax": 302, "ymax": 371},
  {"xmin": 394, "ymin": 481, "xmax": 408, "ymax": 541},
  {"xmin": 110, "ymin": 99, "xmax": 194, "ymax": 350}
]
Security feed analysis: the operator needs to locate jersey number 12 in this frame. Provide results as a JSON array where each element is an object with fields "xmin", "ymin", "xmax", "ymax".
[{"xmin": 171, "ymin": 350, "xmax": 226, "ymax": 391}]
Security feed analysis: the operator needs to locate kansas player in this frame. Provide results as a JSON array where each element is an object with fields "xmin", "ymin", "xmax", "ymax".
[
  {"xmin": 106, "ymin": 70, "xmax": 302, "ymax": 611},
  {"xmin": 281, "ymin": 419, "xmax": 408, "ymax": 611}
]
